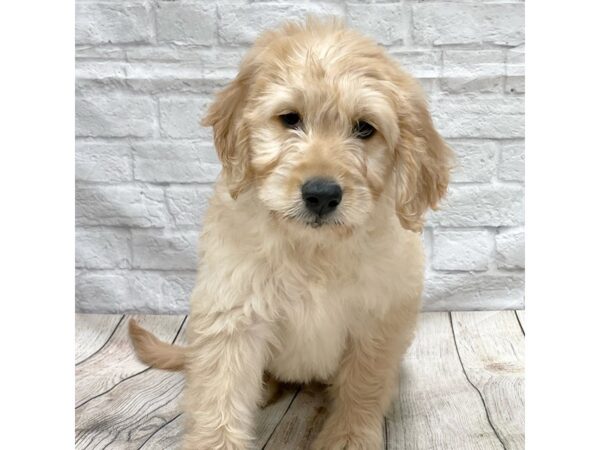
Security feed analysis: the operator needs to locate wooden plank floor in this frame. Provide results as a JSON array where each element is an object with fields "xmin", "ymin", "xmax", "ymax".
[{"xmin": 75, "ymin": 311, "xmax": 524, "ymax": 449}]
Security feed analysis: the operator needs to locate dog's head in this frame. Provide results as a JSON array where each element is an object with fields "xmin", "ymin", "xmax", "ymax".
[{"xmin": 204, "ymin": 19, "xmax": 452, "ymax": 234}]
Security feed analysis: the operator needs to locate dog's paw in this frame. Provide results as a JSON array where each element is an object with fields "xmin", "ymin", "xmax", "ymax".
[
  {"xmin": 310, "ymin": 430, "xmax": 383, "ymax": 450},
  {"xmin": 258, "ymin": 372, "xmax": 281, "ymax": 408}
]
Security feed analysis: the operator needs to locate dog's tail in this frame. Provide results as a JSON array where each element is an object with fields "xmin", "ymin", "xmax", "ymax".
[{"xmin": 128, "ymin": 319, "xmax": 186, "ymax": 371}]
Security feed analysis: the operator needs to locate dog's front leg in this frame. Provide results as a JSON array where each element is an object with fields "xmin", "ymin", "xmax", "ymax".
[
  {"xmin": 182, "ymin": 310, "xmax": 268, "ymax": 450},
  {"xmin": 311, "ymin": 307, "xmax": 418, "ymax": 450}
]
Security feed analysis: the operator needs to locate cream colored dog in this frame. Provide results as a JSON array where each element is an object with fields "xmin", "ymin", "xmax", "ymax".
[{"xmin": 129, "ymin": 18, "xmax": 452, "ymax": 450}]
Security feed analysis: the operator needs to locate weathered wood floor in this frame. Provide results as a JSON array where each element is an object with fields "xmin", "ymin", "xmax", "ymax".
[{"xmin": 75, "ymin": 311, "xmax": 525, "ymax": 449}]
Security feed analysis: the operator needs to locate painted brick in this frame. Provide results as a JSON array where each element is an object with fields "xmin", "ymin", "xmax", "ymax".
[
  {"xmin": 156, "ymin": 2, "xmax": 217, "ymax": 45},
  {"xmin": 159, "ymin": 96, "xmax": 213, "ymax": 139},
  {"xmin": 125, "ymin": 47, "xmax": 247, "ymax": 66},
  {"xmin": 74, "ymin": 3, "xmax": 525, "ymax": 313},
  {"xmin": 76, "ymin": 229, "xmax": 131, "ymax": 269},
  {"xmin": 442, "ymin": 50, "xmax": 505, "ymax": 93},
  {"xmin": 76, "ymin": 46, "xmax": 126, "ymax": 60},
  {"xmin": 76, "ymin": 272, "xmax": 130, "ymax": 313},
  {"xmin": 132, "ymin": 229, "xmax": 198, "ymax": 270},
  {"xmin": 76, "ymin": 61, "xmax": 227, "ymax": 94},
  {"xmin": 76, "ymin": 270, "xmax": 194, "ymax": 313},
  {"xmin": 218, "ymin": 3, "xmax": 344, "ymax": 45},
  {"xmin": 433, "ymin": 230, "xmax": 494, "ymax": 271},
  {"xmin": 389, "ymin": 50, "xmax": 442, "ymax": 80},
  {"xmin": 76, "ymin": 94, "xmax": 156, "ymax": 138},
  {"xmin": 413, "ymin": 3, "xmax": 524, "ymax": 47},
  {"xmin": 498, "ymin": 141, "xmax": 525, "ymax": 181},
  {"xmin": 133, "ymin": 142, "xmax": 221, "ymax": 183},
  {"xmin": 76, "ymin": 185, "xmax": 168, "ymax": 227},
  {"xmin": 448, "ymin": 140, "xmax": 496, "ymax": 183},
  {"xmin": 506, "ymin": 48, "xmax": 525, "ymax": 94},
  {"xmin": 76, "ymin": 142, "xmax": 132, "ymax": 182},
  {"xmin": 431, "ymin": 95, "xmax": 525, "ymax": 139},
  {"xmin": 422, "ymin": 228, "xmax": 433, "ymax": 266},
  {"xmin": 347, "ymin": 3, "xmax": 407, "ymax": 46},
  {"xmin": 428, "ymin": 185, "xmax": 524, "ymax": 227},
  {"xmin": 496, "ymin": 228, "xmax": 525, "ymax": 269},
  {"xmin": 75, "ymin": 61, "xmax": 128, "ymax": 92},
  {"xmin": 126, "ymin": 62, "xmax": 223, "ymax": 93},
  {"xmin": 165, "ymin": 185, "xmax": 214, "ymax": 227},
  {"xmin": 424, "ymin": 272, "xmax": 525, "ymax": 311},
  {"xmin": 126, "ymin": 271, "xmax": 195, "ymax": 313},
  {"xmin": 75, "ymin": 3, "xmax": 154, "ymax": 45}
]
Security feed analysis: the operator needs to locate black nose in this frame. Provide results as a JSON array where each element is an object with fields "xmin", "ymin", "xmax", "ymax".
[{"xmin": 301, "ymin": 178, "xmax": 343, "ymax": 216}]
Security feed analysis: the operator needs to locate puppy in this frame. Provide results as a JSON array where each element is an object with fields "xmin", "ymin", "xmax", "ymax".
[{"xmin": 130, "ymin": 18, "xmax": 452, "ymax": 450}]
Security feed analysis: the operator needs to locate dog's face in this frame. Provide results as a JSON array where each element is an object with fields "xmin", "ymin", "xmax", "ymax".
[
  {"xmin": 247, "ymin": 48, "xmax": 397, "ymax": 232},
  {"xmin": 204, "ymin": 19, "xmax": 452, "ymax": 234}
]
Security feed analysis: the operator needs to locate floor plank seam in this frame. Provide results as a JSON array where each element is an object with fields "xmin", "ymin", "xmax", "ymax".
[
  {"xmin": 78, "ymin": 378, "xmax": 185, "ymax": 449},
  {"xmin": 76, "ymin": 366, "xmax": 152, "ymax": 410},
  {"xmin": 76, "ymin": 315, "xmax": 125, "ymax": 367},
  {"xmin": 138, "ymin": 412, "xmax": 182, "ymax": 450},
  {"xmin": 384, "ymin": 416, "xmax": 389, "ymax": 450},
  {"xmin": 448, "ymin": 312, "xmax": 508, "ymax": 450},
  {"xmin": 261, "ymin": 387, "xmax": 302, "ymax": 449},
  {"xmin": 514, "ymin": 310, "xmax": 525, "ymax": 336},
  {"xmin": 75, "ymin": 313, "xmax": 524, "ymax": 449},
  {"xmin": 171, "ymin": 315, "xmax": 188, "ymax": 343},
  {"xmin": 76, "ymin": 316, "xmax": 187, "ymax": 410}
]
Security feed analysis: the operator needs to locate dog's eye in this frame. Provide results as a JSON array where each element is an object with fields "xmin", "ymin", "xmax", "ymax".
[
  {"xmin": 354, "ymin": 121, "xmax": 375, "ymax": 139},
  {"xmin": 279, "ymin": 112, "xmax": 302, "ymax": 129}
]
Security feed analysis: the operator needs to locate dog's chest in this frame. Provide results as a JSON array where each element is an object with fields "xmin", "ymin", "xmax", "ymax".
[{"xmin": 266, "ymin": 284, "xmax": 352, "ymax": 384}]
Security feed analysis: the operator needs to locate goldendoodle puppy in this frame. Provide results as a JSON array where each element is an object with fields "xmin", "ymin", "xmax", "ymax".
[{"xmin": 130, "ymin": 17, "xmax": 452, "ymax": 450}]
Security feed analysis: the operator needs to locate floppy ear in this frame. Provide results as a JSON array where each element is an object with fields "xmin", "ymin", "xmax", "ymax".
[
  {"xmin": 202, "ymin": 58, "xmax": 256, "ymax": 199},
  {"xmin": 393, "ymin": 79, "xmax": 453, "ymax": 232}
]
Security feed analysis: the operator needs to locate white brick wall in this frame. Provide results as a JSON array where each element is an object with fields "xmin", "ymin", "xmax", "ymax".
[{"xmin": 75, "ymin": 0, "xmax": 525, "ymax": 313}]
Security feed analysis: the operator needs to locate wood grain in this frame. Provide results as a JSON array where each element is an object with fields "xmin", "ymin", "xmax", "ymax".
[
  {"xmin": 139, "ymin": 414, "xmax": 183, "ymax": 450},
  {"xmin": 75, "ymin": 316, "xmax": 187, "ymax": 449},
  {"xmin": 76, "ymin": 314, "xmax": 184, "ymax": 408},
  {"xmin": 74, "ymin": 312, "xmax": 525, "ymax": 449},
  {"xmin": 386, "ymin": 312, "xmax": 505, "ymax": 450},
  {"xmin": 255, "ymin": 384, "xmax": 301, "ymax": 448},
  {"xmin": 76, "ymin": 314, "xmax": 123, "ymax": 364},
  {"xmin": 451, "ymin": 311, "xmax": 525, "ymax": 450},
  {"xmin": 76, "ymin": 366, "xmax": 185, "ymax": 449},
  {"xmin": 263, "ymin": 383, "xmax": 329, "ymax": 450},
  {"xmin": 75, "ymin": 315, "xmax": 303, "ymax": 450},
  {"xmin": 138, "ymin": 413, "xmax": 183, "ymax": 450}
]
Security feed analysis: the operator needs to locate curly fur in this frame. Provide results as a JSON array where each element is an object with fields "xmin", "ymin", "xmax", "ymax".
[{"xmin": 130, "ymin": 17, "xmax": 452, "ymax": 450}]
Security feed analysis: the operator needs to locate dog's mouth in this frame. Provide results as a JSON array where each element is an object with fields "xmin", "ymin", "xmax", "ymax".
[
  {"xmin": 271, "ymin": 210, "xmax": 345, "ymax": 229},
  {"xmin": 306, "ymin": 215, "xmax": 341, "ymax": 228}
]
